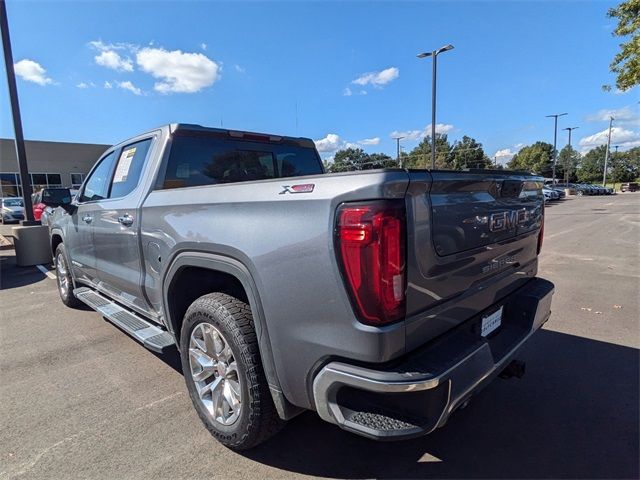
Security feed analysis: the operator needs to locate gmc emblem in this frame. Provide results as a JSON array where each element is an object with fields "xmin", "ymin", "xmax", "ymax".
[{"xmin": 489, "ymin": 209, "xmax": 530, "ymax": 232}]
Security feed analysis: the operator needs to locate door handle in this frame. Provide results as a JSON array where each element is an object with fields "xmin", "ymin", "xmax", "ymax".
[
  {"xmin": 82, "ymin": 215, "xmax": 93, "ymax": 223},
  {"xmin": 118, "ymin": 214, "xmax": 134, "ymax": 227}
]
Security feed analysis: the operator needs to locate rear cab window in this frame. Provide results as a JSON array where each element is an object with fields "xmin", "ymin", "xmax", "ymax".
[{"xmin": 161, "ymin": 134, "xmax": 323, "ymax": 189}]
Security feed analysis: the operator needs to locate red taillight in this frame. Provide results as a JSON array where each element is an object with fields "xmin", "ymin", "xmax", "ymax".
[
  {"xmin": 335, "ymin": 201, "xmax": 406, "ymax": 325},
  {"xmin": 537, "ymin": 212, "xmax": 544, "ymax": 255}
]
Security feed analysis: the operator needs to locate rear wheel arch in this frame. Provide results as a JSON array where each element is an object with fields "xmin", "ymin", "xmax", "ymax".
[{"xmin": 162, "ymin": 252, "xmax": 302, "ymax": 420}]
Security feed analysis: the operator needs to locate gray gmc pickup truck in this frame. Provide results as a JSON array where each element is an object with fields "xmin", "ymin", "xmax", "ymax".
[{"xmin": 46, "ymin": 124, "xmax": 554, "ymax": 450}]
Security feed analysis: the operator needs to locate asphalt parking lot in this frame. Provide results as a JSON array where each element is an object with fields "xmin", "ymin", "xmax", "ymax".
[{"xmin": 1, "ymin": 194, "xmax": 638, "ymax": 480}]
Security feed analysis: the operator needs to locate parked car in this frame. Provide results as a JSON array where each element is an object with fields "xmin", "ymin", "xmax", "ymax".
[
  {"xmin": 572, "ymin": 183, "xmax": 596, "ymax": 196},
  {"xmin": 45, "ymin": 124, "xmax": 554, "ymax": 450},
  {"xmin": 544, "ymin": 185, "xmax": 567, "ymax": 198},
  {"xmin": 32, "ymin": 188, "xmax": 76, "ymax": 223},
  {"xmin": 587, "ymin": 184, "xmax": 607, "ymax": 195},
  {"xmin": 542, "ymin": 187, "xmax": 560, "ymax": 201},
  {"xmin": 620, "ymin": 182, "xmax": 638, "ymax": 192},
  {"xmin": 550, "ymin": 182, "xmax": 592, "ymax": 196},
  {"xmin": 0, "ymin": 197, "xmax": 25, "ymax": 223}
]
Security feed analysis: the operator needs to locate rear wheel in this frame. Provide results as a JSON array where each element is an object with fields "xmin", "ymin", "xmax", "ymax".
[
  {"xmin": 55, "ymin": 244, "xmax": 81, "ymax": 308},
  {"xmin": 180, "ymin": 292, "xmax": 283, "ymax": 450}
]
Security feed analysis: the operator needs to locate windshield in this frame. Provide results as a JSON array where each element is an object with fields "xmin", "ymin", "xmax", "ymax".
[{"xmin": 2, "ymin": 198, "xmax": 23, "ymax": 207}]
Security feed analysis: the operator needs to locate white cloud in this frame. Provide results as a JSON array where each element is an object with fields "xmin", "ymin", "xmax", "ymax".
[
  {"xmin": 234, "ymin": 64, "xmax": 246, "ymax": 74},
  {"xmin": 13, "ymin": 59, "xmax": 53, "ymax": 85},
  {"xmin": 578, "ymin": 126, "xmax": 640, "ymax": 152},
  {"xmin": 201, "ymin": 43, "xmax": 207, "ymax": 50},
  {"xmin": 315, "ymin": 134, "xmax": 381, "ymax": 152},
  {"xmin": 76, "ymin": 81, "xmax": 96, "ymax": 89},
  {"xmin": 95, "ymin": 50, "xmax": 134, "ymax": 72},
  {"xmin": 352, "ymin": 67, "xmax": 399, "ymax": 87},
  {"xmin": 89, "ymin": 40, "xmax": 132, "ymax": 52},
  {"xmin": 314, "ymin": 133, "xmax": 343, "ymax": 152},
  {"xmin": 343, "ymin": 87, "xmax": 367, "ymax": 96},
  {"xmin": 585, "ymin": 106, "xmax": 639, "ymax": 127},
  {"xmin": 136, "ymin": 47, "xmax": 220, "ymax": 93},
  {"xmin": 358, "ymin": 137, "xmax": 380, "ymax": 146},
  {"xmin": 117, "ymin": 80, "xmax": 142, "ymax": 95},
  {"xmin": 104, "ymin": 81, "xmax": 113, "ymax": 89},
  {"xmin": 390, "ymin": 123, "xmax": 455, "ymax": 141},
  {"xmin": 493, "ymin": 148, "xmax": 516, "ymax": 165}
]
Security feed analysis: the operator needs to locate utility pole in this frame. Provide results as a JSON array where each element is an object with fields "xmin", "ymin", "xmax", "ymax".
[
  {"xmin": 546, "ymin": 112, "xmax": 567, "ymax": 185},
  {"xmin": 562, "ymin": 126, "xmax": 579, "ymax": 183},
  {"xmin": 417, "ymin": 44, "xmax": 454, "ymax": 170},
  {"xmin": 1, "ymin": 0, "xmax": 35, "ymax": 223},
  {"xmin": 603, "ymin": 116, "xmax": 614, "ymax": 186},
  {"xmin": 392, "ymin": 136, "xmax": 404, "ymax": 167}
]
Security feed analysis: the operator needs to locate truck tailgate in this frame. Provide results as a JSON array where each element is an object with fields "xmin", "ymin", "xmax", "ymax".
[{"xmin": 404, "ymin": 170, "xmax": 544, "ymax": 349}]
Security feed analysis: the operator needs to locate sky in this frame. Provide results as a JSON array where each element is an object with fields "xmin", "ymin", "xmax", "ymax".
[{"xmin": 1, "ymin": 0, "xmax": 638, "ymax": 165}]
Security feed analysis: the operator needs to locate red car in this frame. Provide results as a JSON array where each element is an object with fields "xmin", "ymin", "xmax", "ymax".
[{"xmin": 31, "ymin": 188, "xmax": 76, "ymax": 222}]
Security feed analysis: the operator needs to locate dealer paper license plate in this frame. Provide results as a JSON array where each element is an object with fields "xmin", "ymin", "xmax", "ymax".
[{"xmin": 481, "ymin": 306, "xmax": 503, "ymax": 337}]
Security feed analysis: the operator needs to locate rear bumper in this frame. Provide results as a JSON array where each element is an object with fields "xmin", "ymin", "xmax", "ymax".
[{"xmin": 312, "ymin": 277, "xmax": 554, "ymax": 440}]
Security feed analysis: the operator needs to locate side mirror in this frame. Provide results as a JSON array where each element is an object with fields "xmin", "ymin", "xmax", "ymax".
[{"xmin": 41, "ymin": 188, "xmax": 75, "ymax": 212}]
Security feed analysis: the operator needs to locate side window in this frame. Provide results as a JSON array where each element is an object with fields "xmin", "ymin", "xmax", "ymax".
[
  {"xmin": 109, "ymin": 138, "xmax": 152, "ymax": 199},
  {"xmin": 79, "ymin": 151, "xmax": 117, "ymax": 203}
]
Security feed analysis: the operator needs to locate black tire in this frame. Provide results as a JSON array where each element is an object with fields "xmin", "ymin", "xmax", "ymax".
[
  {"xmin": 54, "ymin": 243, "xmax": 82, "ymax": 308},
  {"xmin": 180, "ymin": 293, "xmax": 283, "ymax": 450}
]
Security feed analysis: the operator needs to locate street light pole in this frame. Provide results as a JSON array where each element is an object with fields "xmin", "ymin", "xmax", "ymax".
[
  {"xmin": 612, "ymin": 145, "xmax": 620, "ymax": 185},
  {"xmin": 603, "ymin": 116, "xmax": 614, "ymax": 186},
  {"xmin": 562, "ymin": 126, "xmax": 579, "ymax": 183},
  {"xmin": 0, "ymin": 0, "xmax": 35, "ymax": 223},
  {"xmin": 546, "ymin": 112, "xmax": 567, "ymax": 185},
  {"xmin": 392, "ymin": 136, "xmax": 405, "ymax": 167},
  {"xmin": 418, "ymin": 44, "xmax": 454, "ymax": 170}
]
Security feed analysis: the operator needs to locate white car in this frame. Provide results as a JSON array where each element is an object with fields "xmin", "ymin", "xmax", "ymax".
[
  {"xmin": 542, "ymin": 187, "xmax": 559, "ymax": 202},
  {"xmin": 0, "ymin": 197, "xmax": 25, "ymax": 223}
]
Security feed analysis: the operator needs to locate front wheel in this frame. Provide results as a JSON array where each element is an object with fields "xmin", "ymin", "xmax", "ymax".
[
  {"xmin": 180, "ymin": 293, "xmax": 283, "ymax": 450},
  {"xmin": 54, "ymin": 244, "xmax": 82, "ymax": 308}
]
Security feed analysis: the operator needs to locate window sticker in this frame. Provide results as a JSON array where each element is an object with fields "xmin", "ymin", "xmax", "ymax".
[
  {"xmin": 176, "ymin": 163, "xmax": 190, "ymax": 179},
  {"xmin": 114, "ymin": 147, "xmax": 136, "ymax": 183}
]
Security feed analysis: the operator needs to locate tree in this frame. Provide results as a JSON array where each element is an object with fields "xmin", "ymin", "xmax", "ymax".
[
  {"xmin": 328, "ymin": 148, "xmax": 396, "ymax": 172},
  {"xmin": 577, "ymin": 145, "xmax": 607, "ymax": 183},
  {"xmin": 507, "ymin": 142, "xmax": 554, "ymax": 175},
  {"xmin": 367, "ymin": 152, "xmax": 396, "ymax": 169},
  {"xmin": 557, "ymin": 145, "xmax": 580, "ymax": 182},
  {"xmin": 610, "ymin": 146, "xmax": 640, "ymax": 182},
  {"xmin": 405, "ymin": 134, "xmax": 453, "ymax": 169},
  {"xmin": 604, "ymin": 0, "xmax": 640, "ymax": 92},
  {"xmin": 450, "ymin": 136, "xmax": 491, "ymax": 170},
  {"xmin": 329, "ymin": 148, "xmax": 369, "ymax": 172}
]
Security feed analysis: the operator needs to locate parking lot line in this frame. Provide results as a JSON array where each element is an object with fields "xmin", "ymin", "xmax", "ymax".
[{"xmin": 36, "ymin": 264, "xmax": 56, "ymax": 280}]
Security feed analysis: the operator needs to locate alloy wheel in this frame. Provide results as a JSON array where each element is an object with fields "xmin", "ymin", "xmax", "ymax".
[
  {"xmin": 188, "ymin": 323, "xmax": 242, "ymax": 425},
  {"xmin": 56, "ymin": 252, "xmax": 69, "ymax": 298}
]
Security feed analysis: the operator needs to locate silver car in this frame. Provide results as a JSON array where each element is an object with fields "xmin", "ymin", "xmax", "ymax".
[{"xmin": 0, "ymin": 197, "xmax": 25, "ymax": 223}]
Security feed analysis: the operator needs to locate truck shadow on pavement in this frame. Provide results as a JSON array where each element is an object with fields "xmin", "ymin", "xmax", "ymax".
[
  {"xmin": 242, "ymin": 329, "xmax": 638, "ymax": 479},
  {"xmin": 0, "ymin": 253, "xmax": 52, "ymax": 290}
]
